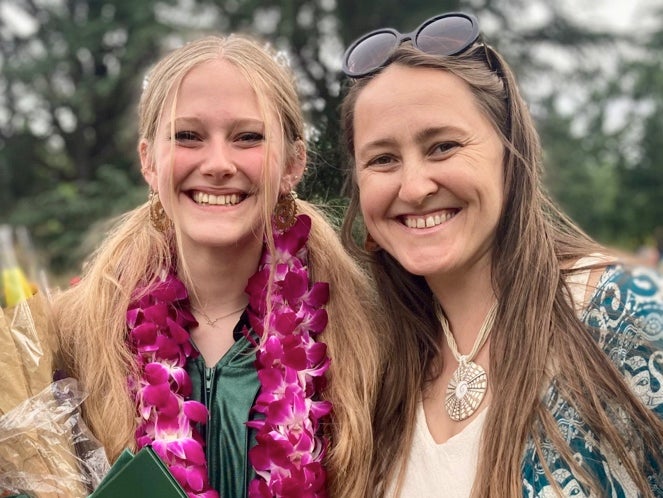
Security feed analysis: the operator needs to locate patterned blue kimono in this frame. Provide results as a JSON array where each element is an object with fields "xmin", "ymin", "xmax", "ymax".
[{"xmin": 522, "ymin": 265, "xmax": 663, "ymax": 497}]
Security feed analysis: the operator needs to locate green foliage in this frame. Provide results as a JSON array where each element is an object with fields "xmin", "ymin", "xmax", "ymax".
[
  {"xmin": 8, "ymin": 164, "xmax": 146, "ymax": 272},
  {"xmin": 539, "ymin": 99, "xmax": 622, "ymax": 244},
  {"xmin": 0, "ymin": 0, "xmax": 181, "ymax": 273},
  {"xmin": 615, "ymin": 14, "xmax": 663, "ymax": 247},
  {"xmin": 545, "ymin": 4, "xmax": 663, "ymax": 249}
]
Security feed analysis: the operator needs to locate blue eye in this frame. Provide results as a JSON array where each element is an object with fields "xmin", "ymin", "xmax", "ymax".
[
  {"xmin": 372, "ymin": 155, "xmax": 393, "ymax": 165},
  {"xmin": 174, "ymin": 130, "xmax": 199, "ymax": 142},
  {"xmin": 237, "ymin": 132, "xmax": 264, "ymax": 142},
  {"xmin": 432, "ymin": 142, "xmax": 460, "ymax": 155}
]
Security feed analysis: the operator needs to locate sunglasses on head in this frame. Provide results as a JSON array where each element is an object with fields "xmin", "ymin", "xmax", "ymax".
[{"xmin": 342, "ymin": 12, "xmax": 481, "ymax": 78}]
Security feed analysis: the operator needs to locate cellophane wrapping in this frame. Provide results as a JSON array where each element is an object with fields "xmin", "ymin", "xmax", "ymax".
[{"xmin": 0, "ymin": 296, "xmax": 110, "ymax": 497}]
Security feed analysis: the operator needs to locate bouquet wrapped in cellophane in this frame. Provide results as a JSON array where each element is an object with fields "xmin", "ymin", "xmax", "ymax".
[{"xmin": 0, "ymin": 225, "xmax": 109, "ymax": 498}]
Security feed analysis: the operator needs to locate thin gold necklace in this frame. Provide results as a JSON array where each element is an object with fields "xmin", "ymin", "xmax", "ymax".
[
  {"xmin": 191, "ymin": 304, "xmax": 246, "ymax": 327},
  {"xmin": 435, "ymin": 301, "xmax": 498, "ymax": 421}
]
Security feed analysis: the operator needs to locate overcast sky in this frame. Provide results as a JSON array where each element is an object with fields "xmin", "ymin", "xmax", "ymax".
[{"xmin": 560, "ymin": 0, "xmax": 660, "ymax": 32}]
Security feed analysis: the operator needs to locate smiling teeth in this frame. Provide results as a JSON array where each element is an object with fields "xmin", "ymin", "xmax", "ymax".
[
  {"xmin": 193, "ymin": 192, "xmax": 241, "ymax": 206},
  {"xmin": 404, "ymin": 211, "xmax": 455, "ymax": 229}
]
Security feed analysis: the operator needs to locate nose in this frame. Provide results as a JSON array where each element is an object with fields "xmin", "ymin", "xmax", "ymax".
[
  {"xmin": 397, "ymin": 158, "xmax": 437, "ymax": 204},
  {"xmin": 199, "ymin": 139, "xmax": 237, "ymax": 178}
]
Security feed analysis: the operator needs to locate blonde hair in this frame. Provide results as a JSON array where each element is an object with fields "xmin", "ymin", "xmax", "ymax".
[
  {"xmin": 340, "ymin": 44, "xmax": 663, "ymax": 497},
  {"xmin": 54, "ymin": 34, "xmax": 381, "ymax": 497}
]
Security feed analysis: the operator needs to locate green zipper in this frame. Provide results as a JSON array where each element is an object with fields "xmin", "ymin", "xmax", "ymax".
[{"xmin": 205, "ymin": 366, "xmax": 214, "ymax": 397}]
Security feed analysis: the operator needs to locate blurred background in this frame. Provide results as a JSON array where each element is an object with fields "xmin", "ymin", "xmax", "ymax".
[{"xmin": 1, "ymin": 0, "xmax": 662, "ymax": 283}]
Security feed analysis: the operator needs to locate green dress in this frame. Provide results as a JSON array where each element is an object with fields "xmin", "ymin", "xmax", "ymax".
[{"xmin": 186, "ymin": 313, "xmax": 260, "ymax": 498}]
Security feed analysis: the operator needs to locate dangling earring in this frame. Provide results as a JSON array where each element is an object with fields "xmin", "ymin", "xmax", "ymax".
[
  {"xmin": 149, "ymin": 189, "xmax": 171, "ymax": 232},
  {"xmin": 274, "ymin": 191, "xmax": 298, "ymax": 231},
  {"xmin": 364, "ymin": 231, "xmax": 381, "ymax": 252}
]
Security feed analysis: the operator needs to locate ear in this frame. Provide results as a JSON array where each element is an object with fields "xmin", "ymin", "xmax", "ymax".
[
  {"xmin": 139, "ymin": 139, "xmax": 157, "ymax": 190},
  {"xmin": 280, "ymin": 139, "xmax": 306, "ymax": 194}
]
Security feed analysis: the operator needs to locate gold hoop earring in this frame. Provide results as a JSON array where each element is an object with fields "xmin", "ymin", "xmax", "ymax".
[
  {"xmin": 274, "ymin": 191, "xmax": 298, "ymax": 231},
  {"xmin": 149, "ymin": 189, "xmax": 171, "ymax": 232}
]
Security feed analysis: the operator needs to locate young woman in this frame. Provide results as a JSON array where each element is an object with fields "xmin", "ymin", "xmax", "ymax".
[
  {"xmin": 53, "ymin": 34, "xmax": 380, "ymax": 498},
  {"xmin": 340, "ymin": 12, "xmax": 663, "ymax": 497}
]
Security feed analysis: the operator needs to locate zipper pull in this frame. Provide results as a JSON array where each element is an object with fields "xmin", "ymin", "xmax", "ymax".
[{"xmin": 205, "ymin": 366, "xmax": 213, "ymax": 394}]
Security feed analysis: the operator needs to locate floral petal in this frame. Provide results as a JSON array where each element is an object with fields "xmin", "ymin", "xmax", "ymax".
[{"xmin": 183, "ymin": 400, "xmax": 208, "ymax": 424}]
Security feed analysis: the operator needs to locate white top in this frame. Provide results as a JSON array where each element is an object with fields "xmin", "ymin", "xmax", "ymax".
[
  {"xmin": 565, "ymin": 254, "xmax": 607, "ymax": 314},
  {"xmin": 386, "ymin": 403, "xmax": 488, "ymax": 497},
  {"xmin": 387, "ymin": 256, "xmax": 608, "ymax": 497}
]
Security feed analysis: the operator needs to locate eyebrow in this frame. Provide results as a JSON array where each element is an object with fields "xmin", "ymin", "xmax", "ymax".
[
  {"xmin": 358, "ymin": 125, "xmax": 467, "ymax": 152},
  {"xmin": 413, "ymin": 125, "xmax": 467, "ymax": 144},
  {"xmin": 163, "ymin": 117, "xmax": 265, "ymax": 130}
]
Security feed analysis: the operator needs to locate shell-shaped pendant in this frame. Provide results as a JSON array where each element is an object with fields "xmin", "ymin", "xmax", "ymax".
[{"xmin": 444, "ymin": 361, "xmax": 487, "ymax": 421}]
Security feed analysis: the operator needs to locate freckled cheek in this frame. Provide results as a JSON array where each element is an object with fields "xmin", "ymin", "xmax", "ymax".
[
  {"xmin": 358, "ymin": 195, "xmax": 371, "ymax": 222},
  {"xmin": 356, "ymin": 174, "xmax": 372, "ymax": 212},
  {"xmin": 150, "ymin": 154, "xmax": 191, "ymax": 204},
  {"xmin": 356, "ymin": 181, "xmax": 371, "ymax": 216},
  {"xmin": 357, "ymin": 181, "xmax": 387, "ymax": 228},
  {"xmin": 251, "ymin": 149, "xmax": 271, "ymax": 170},
  {"xmin": 239, "ymin": 148, "xmax": 272, "ymax": 178},
  {"xmin": 154, "ymin": 146, "xmax": 191, "ymax": 171}
]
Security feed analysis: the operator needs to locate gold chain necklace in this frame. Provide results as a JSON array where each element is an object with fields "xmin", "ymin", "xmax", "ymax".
[
  {"xmin": 435, "ymin": 301, "xmax": 498, "ymax": 421},
  {"xmin": 191, "ymin": 304, "xmax": 246, "ymax": 327}
]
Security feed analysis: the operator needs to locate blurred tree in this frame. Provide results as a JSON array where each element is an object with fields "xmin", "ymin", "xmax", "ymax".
[
  {"xmin": 613, "ymin": 4, "xmax": 663, "ymax": 247},
  {"xmin": 538, "ymin": 93, "xmax": 622, "ymax": 244},
  {"xmin": 539, "ymin": 2, "xmax": 663, "ymax": 248},
  {"xmin": 0, "ymin": 1, "xmax": 183, "ymax": 187},
  {"xmin": 0, "ymin": 0, "xmax": 182, "ymax": 271}
]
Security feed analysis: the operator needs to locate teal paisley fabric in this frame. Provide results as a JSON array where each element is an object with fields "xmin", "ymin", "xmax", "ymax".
[
  {"xmin": 522, "ymin": 265, "xmax": 663, "ymax": 497},
  {"xmin": 186, "ymin": 312, "xmax": 260, "ymax": 498}
]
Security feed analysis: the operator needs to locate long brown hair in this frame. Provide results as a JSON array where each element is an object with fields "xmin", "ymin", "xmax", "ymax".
[
  {"xmin": 340, "ymin": 44, "xmax": 663, "ymax": 497},
  {"xmin": 54, "ymin": 35, "xmax": 381, "ymax": 498}
]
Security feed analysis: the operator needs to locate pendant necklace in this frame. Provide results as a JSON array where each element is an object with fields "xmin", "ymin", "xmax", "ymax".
[
  {"xmin": 191, "ymin": 304, "xmax": 246, "ymax": 327},
  {"xmin": 436, "ymin": 301, "xmax": 498, "ymax": 421}
]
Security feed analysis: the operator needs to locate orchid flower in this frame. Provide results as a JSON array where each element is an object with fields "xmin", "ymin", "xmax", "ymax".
[{"xmin": 126, "ymin": 215, "xmax": 329, "ymax": 498}]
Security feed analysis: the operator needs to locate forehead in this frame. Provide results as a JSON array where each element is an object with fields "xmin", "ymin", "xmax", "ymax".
[
  {"xmin": 160, "ymin": 58, "xmax": 266, "ymax": 122},
  {"xmin": 356, "ymin": 64, "xmax": 479, "ymax": 115},
  {"xmin": 185, "ymin": 59, "xmax": 251, "ymax": 100},
  {"xmin": 353, "ymin": 64, "xmax": 492, "ymax": 139}
]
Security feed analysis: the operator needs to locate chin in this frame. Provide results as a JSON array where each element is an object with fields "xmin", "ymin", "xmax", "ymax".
[{"xmin": 388, "ymin": 250, "xmax": 443, "ymax": 276}]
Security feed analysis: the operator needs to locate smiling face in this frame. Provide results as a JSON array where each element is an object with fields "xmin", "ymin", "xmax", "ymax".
[
  {"xmin": 353, "ymin": 64, "xmax": 505, "ymax": 286},
  {"xmin": 141, "ymin": 58, "xmax": 301, "ymax": 253}
]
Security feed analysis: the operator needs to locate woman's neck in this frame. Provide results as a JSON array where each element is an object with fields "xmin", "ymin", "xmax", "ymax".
[
  {"xmin": 178, "ymin": 236, "xmax": 263, "ymax": 311},
  {"xmin": 426, "ymin": 260, "xmax": 496, "ymax": 350}
]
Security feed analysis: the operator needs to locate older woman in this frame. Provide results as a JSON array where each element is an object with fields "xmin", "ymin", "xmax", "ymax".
[{"xmin": 340, "ymin": 12, "xmax": 663, "ymax": 497}]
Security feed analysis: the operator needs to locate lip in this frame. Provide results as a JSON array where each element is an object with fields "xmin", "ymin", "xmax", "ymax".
[{"xmin": 399, "ymin": 208, "xmax": 460, "ymax": 229}]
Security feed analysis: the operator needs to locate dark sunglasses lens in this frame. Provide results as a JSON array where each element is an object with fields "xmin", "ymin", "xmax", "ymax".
[
  {"xmin": 345, "ymin": 31, "xmax": 399, "ymax": 76},
  {"xmin": 416, "ymin": 16, "xmax": 478, "ymax": 56}
]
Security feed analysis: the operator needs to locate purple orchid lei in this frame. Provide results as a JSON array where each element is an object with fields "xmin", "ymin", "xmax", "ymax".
[
  {"xmin": 126, "ymin": 273, "xmax": 216, "ymax": 498},
  {"xmin": 244, "ymin": 214, "xmax": 331, "ymax": 497},
  {"xmin": 126, "ymin": 214, "xmax": 330, "ymax": 498}
]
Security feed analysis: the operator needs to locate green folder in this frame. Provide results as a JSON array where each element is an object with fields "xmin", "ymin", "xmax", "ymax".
[{"xmin": 88, "ymin": 446, "xmax": 187, "ymax": 498}]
